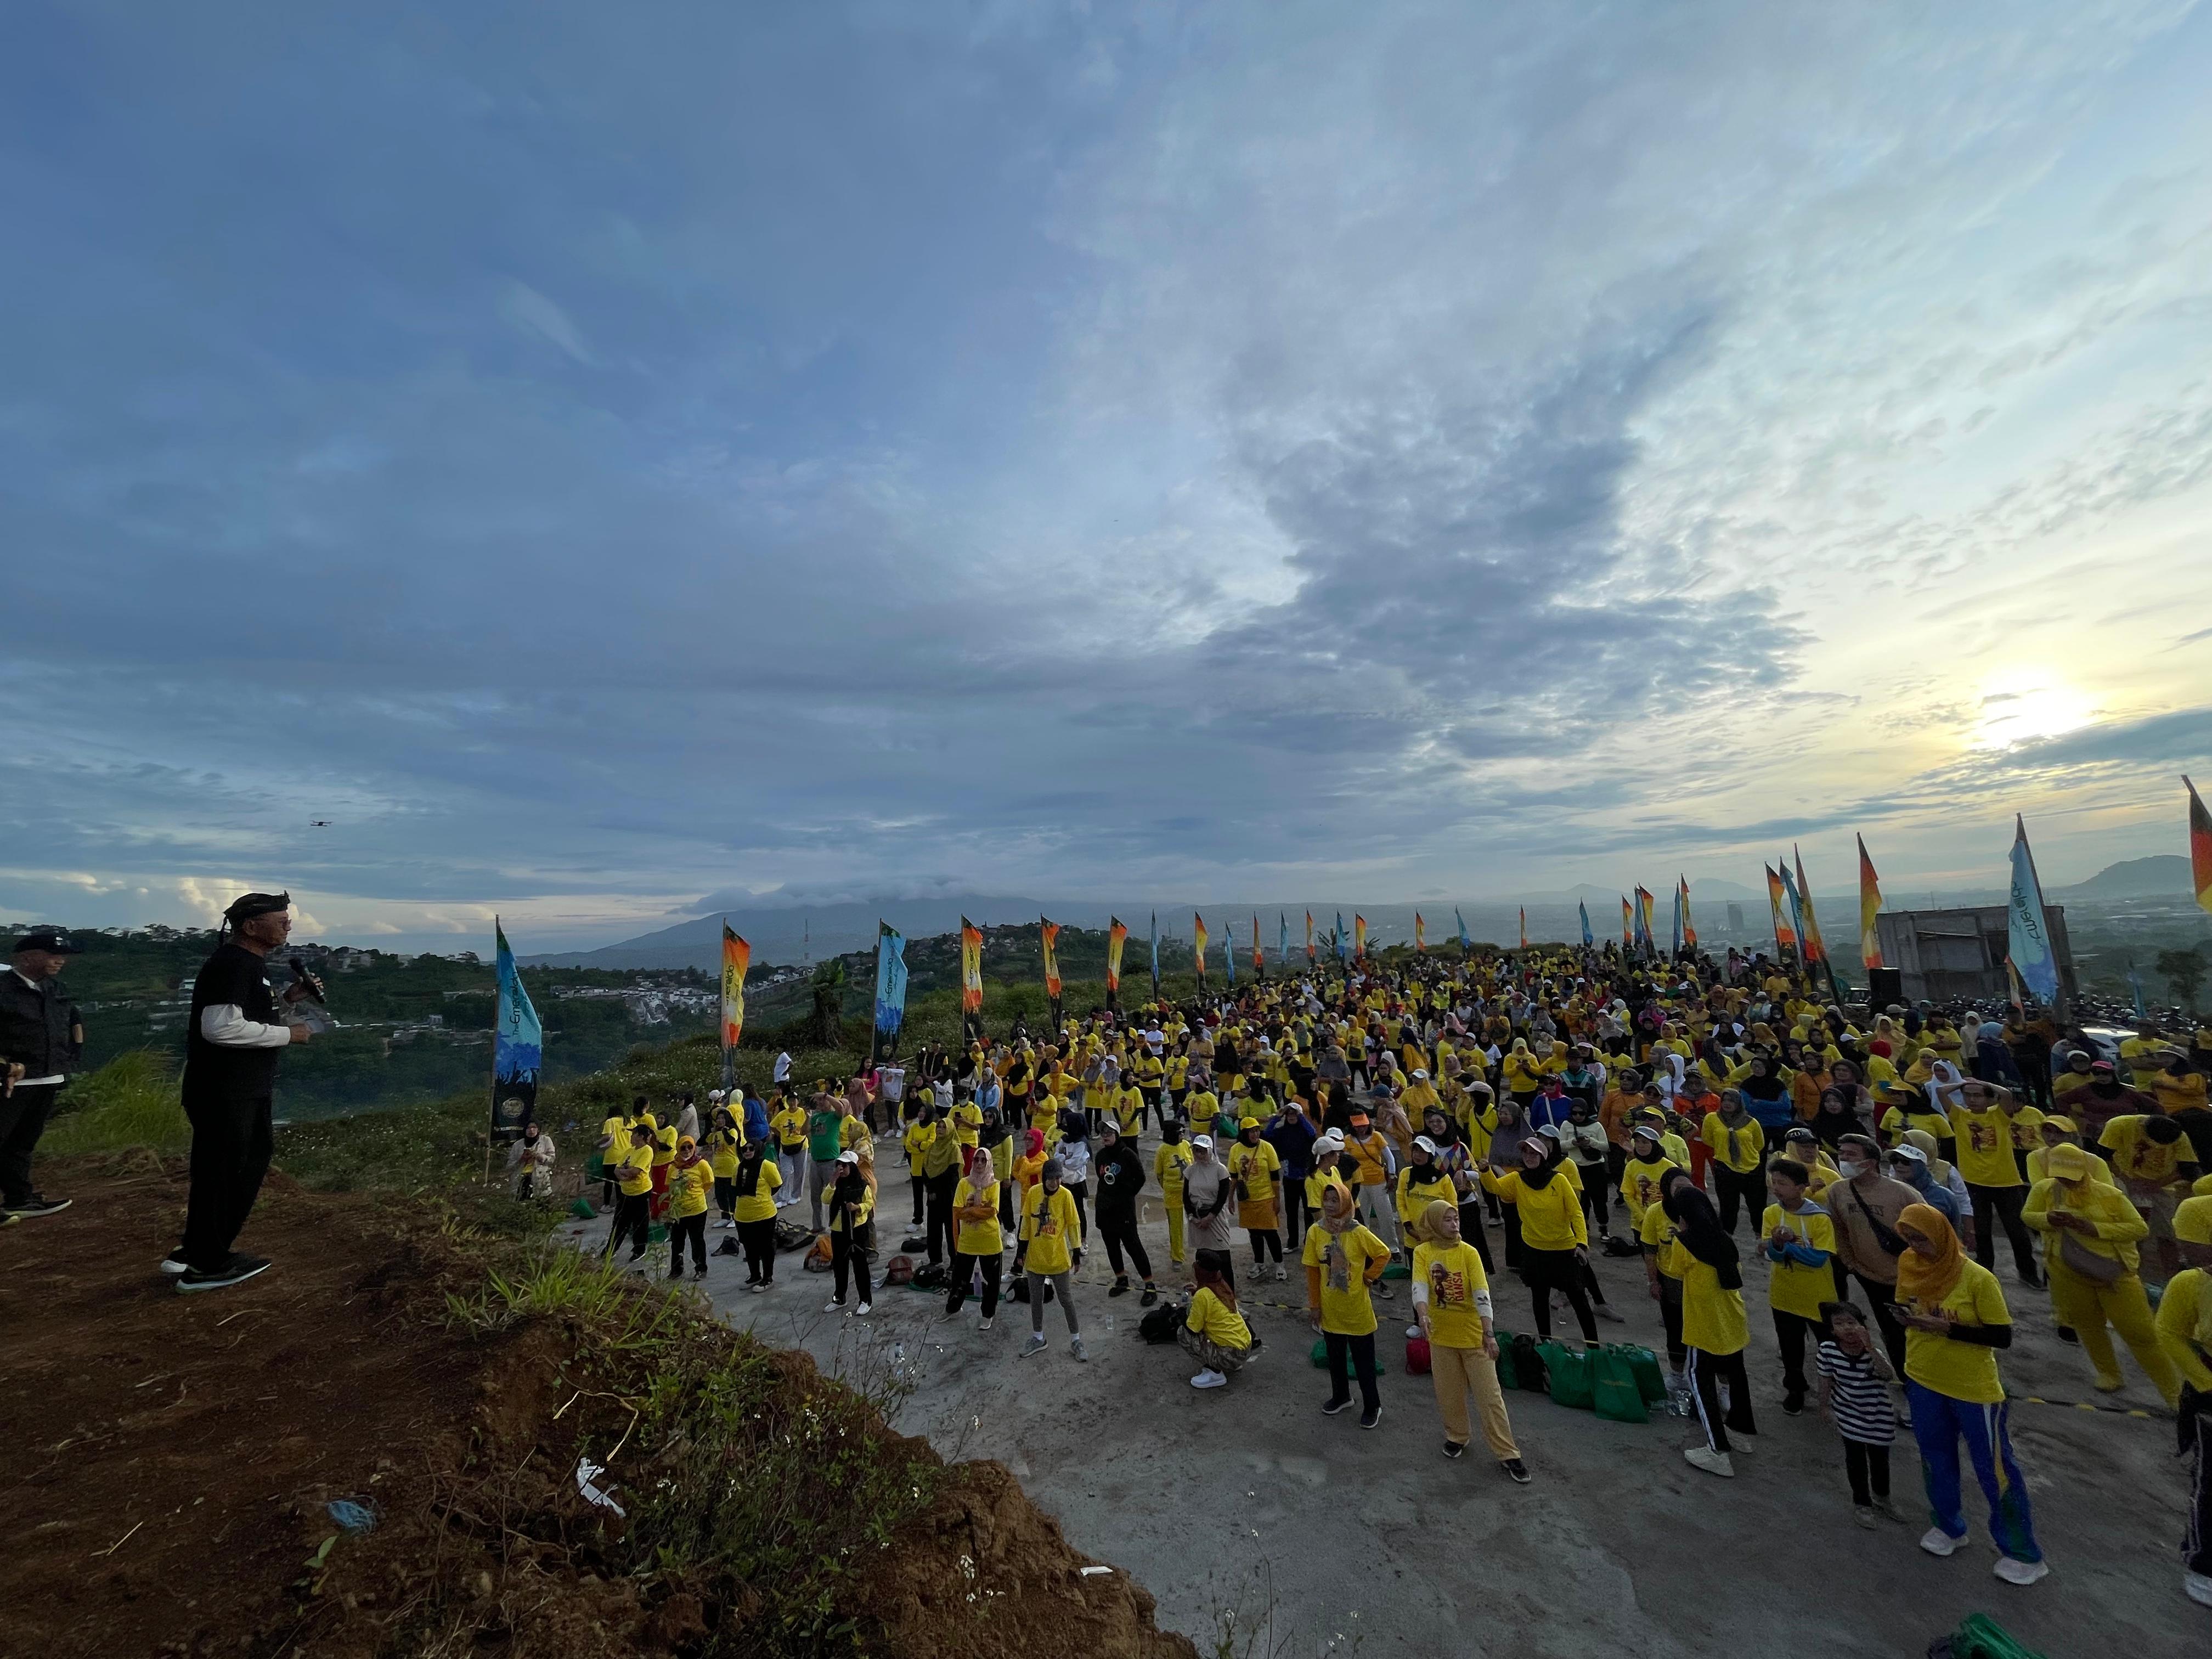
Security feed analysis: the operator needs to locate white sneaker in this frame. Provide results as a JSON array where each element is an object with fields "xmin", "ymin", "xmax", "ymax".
[
  {"xmin": 1920, "ymin": 1527, "xmax": 1963, "ymax": 1558},
  {"xmin": 1729, "ymin": 1432, "xmax": 1756, "ymax": 1457},
  {"xmin": 1019, "ymin": 1333, "xmax": 1047, "ymax": 1358},
  {"xmin": 1190, "ymin": 1368, "xmax": 1228, "ymax": 1389},
  {"xmin": 2186, "ymin": 1570, "xmax": 2212, "ymax": 1607},
  {"xmin": 1274, "ymin": 1263, "xmax": 1288, "ymax": 1281},
  {"xmin": 826, "ymin": 1297, "xmax": 846, "ymax": 1312},
  {"xmin": 1248, "ymin": 1265, "xmax": 1268, "ymax": 1283},
  {"xmin": 978, "ymin": 1317, "xmax": 995, "ymax": 1331},
  {"xmin": 854, "ymin": 1302, "xmax": 872, "ymax": 1317},
  {"xmin": 1993, "ymin": 1556, "xmax": 2049, "ymax": 1587},
  {"xmin": 1682, "ymin": 1446, "xmax": 1734, "ymax": 1479}
]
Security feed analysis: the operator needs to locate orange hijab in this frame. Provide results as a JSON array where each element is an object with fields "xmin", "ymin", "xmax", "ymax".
[{"xmin": 1894, "ymin": 1201, "xmax": 1965, "ymax": 1307}]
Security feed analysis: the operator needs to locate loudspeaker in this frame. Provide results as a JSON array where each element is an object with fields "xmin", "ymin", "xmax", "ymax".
[{"xmin": 1867, "ymin": 967, "xmax": 1904, "ymax": 1008}]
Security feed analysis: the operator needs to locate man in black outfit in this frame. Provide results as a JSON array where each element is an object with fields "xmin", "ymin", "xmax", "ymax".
[
  {"xmin": 0, "ymin": 928, "xmax": 85, "ymax": 1218},
  {"xmin": 170, "ymin": 892, "xmax": 317, "ymax": 1294}
]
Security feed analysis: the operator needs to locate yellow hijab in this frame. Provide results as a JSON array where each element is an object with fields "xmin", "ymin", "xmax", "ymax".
[{"xmin": 1895, "ymin": 1201, "xmax": 1965, "ymax": 1308}]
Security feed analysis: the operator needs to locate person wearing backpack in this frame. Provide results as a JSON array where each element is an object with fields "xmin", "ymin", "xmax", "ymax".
[{"xmin": 1412, "ymin": 1200, "xmax": 1529, "ymax": 1483}]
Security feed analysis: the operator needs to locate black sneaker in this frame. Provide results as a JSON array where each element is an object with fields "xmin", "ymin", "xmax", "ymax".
[
  {"xmin": 176, "ymin": 1254, "xmax": 270, "ymax": 1295},
  {"xmin": 1500, "ymin": 1458, "xmax": 1532, "ymax": 1485},
  {"xmin": 1108, "ymin": 1277, "xmax": 1131, "ymax": 1297},
  {"xmin": 1442, "ymin": 1440, "xmax": 1466, "ymax": 1460},
  {"xmin": 6, "ymin": 1194, "xmax": 70, "ymax": 1218},
  {"xmin": 1781, "ymin": 1394, "xmax": 1805, "ymax": 1418},
  {"xmin": 1321, "ymin": 1396, "xmax": 1355, "ymax": 1416},
  {"xmin": 159, "ymin": 1249, "xmax": 190, "ymax": 1277},
  {"xmin": 1359, "ymin": 1406, "xmax": 1383, "ymax": 1430},
  {"xmin": 2057, "ymin": 1326, "xmax": 2079, "ymax": 1344},
  {"xmin": 668, "ymin": 1265, "xmax": 685, "ymax": 1279},
  {"xmin": 1139, "ymin": 1285, "xmax": 1159, "ymax": 1307}
]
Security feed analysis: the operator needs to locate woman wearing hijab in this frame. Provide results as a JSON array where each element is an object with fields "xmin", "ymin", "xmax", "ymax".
[
  {"xmin": 1894, "ymin": 1204, "xmax": 2046, "ymax": 1583},
  {"xmin": 1642, "ymin": 1166, "xmax": 1694, "ymax": 1377},
  {"xmin": 506, "ymin": 1119, "xmax": 557, "ymax": 1204},
  {"xmin": 1093, "ymin": 1121, "xmax": 1159, "ymax": 1305},
  {"xmin": 1182, "ymin": 1133, "xmax": 1238, "ymax": 1282},
  {"xmin": 666, "ymin": 1135, "xmax": 714, "ymax": 1280},
  {"xmin": 1229, "ymin": 1115, "xmax": 1286, "ymax": 1280},
  {"xmin": 916, "ymin": 1110, "xmax": 966, "ymax": 1268},
  {"xmin": 1809, "ymin": 1086, "xmax": 1863, "ymax": 1154},
  {"xmin": 1181, "ymin": 1256, "xmax": 1256, "ymax": 1390},
  {"xmin": 1701, "ymin": 1090, "xmax": 1767, "ymax": 1238},
  {"xmin": 825, "ymin": 1148, "xmax": 876, "ymax": 1316},
  {"xmin": 1668, "ymin": 1174, "xmax": 1754, "ymax": 1476},
  {"xmin": 1018, "ymin": 1158, "xmax": 1087, "ymax": 1361},
  {"xmin": 2023, "ymin": 1143, "xmax": 2180, "ymax": 1406},
  {"xmin": 1485, "ymin": 1097, "xmax": 1531, "ymax": 1271},
  {"xmin": 731, "ymin": 1134, "xmax": 783, "ymax": 1290},
  {"xmin": 1302, "ymin": 1181, "xmax": 1391, "ymax": 1429},
  {"xmin": 701, "ymin": 1104, "xmax": 741, "ymax": 1228},
  {"xmin": 1481, "ymin": 1136, "xmax": 1599, "ymax": 1347},
  {"xmin": 1412, "ymin": 1200, "xmax": 1530, "ymax": 1481},
  {"xmin": 2157, "ymin": 1198, "xmax": 2212, "ymax": 1606},
  {"xmin": 946, "ymin": 1145, "xmax": 1005, "ymax": 1328}
]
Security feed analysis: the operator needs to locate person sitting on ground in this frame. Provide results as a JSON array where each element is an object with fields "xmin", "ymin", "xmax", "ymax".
[{"xmin": 1181, "ymin": 1256, "xmax": 1256, "ymax": 1391}]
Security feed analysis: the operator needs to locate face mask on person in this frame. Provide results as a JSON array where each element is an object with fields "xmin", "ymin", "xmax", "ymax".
[{"xmin": 1837, "ymin": 1159, "xmax": 1865, "ymax": 1182}]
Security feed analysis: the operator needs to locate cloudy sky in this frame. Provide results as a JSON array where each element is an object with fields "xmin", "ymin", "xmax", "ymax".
[{"xmin": 5, "ymin": 2, "xmax": 2210, "ymax": 951}]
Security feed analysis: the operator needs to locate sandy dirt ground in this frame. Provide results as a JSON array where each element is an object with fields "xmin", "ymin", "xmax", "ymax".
[{"xmin": 569, "ymin": 1144, "xmax": 2204, "ymax": 1658}]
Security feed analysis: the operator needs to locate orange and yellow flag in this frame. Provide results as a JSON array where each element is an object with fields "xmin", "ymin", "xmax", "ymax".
[
  {"xmin": 1765, "ymin": 865, "xmax": 1797, "ymax": 954},
  {"xmin": 719, "ymin": 924, "xmax": 750, "ymax": 1052},
  {"xmin": 960, "ymin": 918, "xmax": 984, "ymax": 1013},
  {"xmin": 1106, "ymin": 918, "xmax": 1127, "ymax": 995},
  {"xmin": 1857, "ymin": 836, "xmax": 1885, "ymax": 968},
  {"xmin": 1414, "ymin": 912, "xmax": 1426, "ymax": 952},
  {"xmin": 1193, "ymin": 912, "xmax": 1209, "ymax": 979},
  {"xmin": 1518, "ymin": 907, "xmax": 1527, "ymax": 949},
  {"xmin": 1251, "ymin": 915, "xmax": 1263, "ymax": 975},
  {"xmin": 1304, "ymin": 910, "xmax": 1314, "ymax": 962},
  {"xmin": 1040, "ymin": 917, "xmax": 1062, "ymax": 1001},
  {"xmin": 1353, "ymin": 914, "xmax": 1367, "ymax": 958}
]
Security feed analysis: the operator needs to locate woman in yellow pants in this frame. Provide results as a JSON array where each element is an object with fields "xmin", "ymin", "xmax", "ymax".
[
  {"xmin": 1411, "ymin": 1201, "xmax": 1530, "ymax": 1483},
  {"xmin": 2024, "ymin": 1143, "xmax": 2181, "ymax": 1406}
]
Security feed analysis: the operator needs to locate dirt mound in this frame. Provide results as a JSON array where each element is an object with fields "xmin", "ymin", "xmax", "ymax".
[{"xmin": 0, "ymin": 1156, "xmax": 1195, "ymax": 1659}]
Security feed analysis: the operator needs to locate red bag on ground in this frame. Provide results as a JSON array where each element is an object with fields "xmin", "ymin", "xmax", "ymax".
[{"xmin": 1405, "ymin": 1335, "xmax": 1431, "ymax": 1375}]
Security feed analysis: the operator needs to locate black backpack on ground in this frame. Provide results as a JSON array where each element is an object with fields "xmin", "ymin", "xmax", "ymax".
[
  {"xmin": 1139, "ymin": 1300, "xmax": 1187, "ymax": 1344},
  {"xmin": 1510, "ymin": 1333, "xmax": 1547, "ymax": 1393}
]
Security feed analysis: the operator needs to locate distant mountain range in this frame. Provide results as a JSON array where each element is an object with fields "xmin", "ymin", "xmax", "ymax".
[{"xmin": 522, "ymin": 856, "xmax": 2198, "ymax": 973}]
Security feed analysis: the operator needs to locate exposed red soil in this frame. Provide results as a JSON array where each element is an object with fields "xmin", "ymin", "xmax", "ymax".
[{"xmin": 0, "ymin": 1156, "xmax": 1194, "ymax": 1659}]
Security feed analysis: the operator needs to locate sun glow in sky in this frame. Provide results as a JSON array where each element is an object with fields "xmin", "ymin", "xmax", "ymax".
[{"xmin": 3, "ymin": 4, "xmax": 2211, "ymax": 951}]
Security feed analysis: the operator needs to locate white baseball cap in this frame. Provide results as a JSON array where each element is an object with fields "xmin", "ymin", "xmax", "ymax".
[{"xmin": 1190, "ymin": 1133, "xmax": 1215, "ymax": 1150}]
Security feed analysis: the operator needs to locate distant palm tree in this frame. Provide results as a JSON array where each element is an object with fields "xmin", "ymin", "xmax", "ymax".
[{"xmin": 805, "ymin": 958, "xmax": 849, "ymax": 1047}]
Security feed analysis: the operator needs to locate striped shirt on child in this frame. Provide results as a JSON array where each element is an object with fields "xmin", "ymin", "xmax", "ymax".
[{"xmin": 1815, "ymin": 1340, "xmax": 1897, "ymax": 1444}]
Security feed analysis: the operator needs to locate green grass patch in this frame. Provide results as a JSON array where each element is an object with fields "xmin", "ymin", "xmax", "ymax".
[{"xmin": 38, "ymin": 1049, "xmax": 189, "ymax": 1156}]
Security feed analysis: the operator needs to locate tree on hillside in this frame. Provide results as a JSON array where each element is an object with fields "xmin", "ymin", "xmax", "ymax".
[
  {"xmin": 803, "ymin": 958, "xmax": 849, "ymax": 1048},
  {"xmin": 2156, "ymin": 946, "xmax": 2206, "ymax": 1013}
]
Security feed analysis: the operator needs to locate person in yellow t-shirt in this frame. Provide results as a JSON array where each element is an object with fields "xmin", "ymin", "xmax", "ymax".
[
  {"xmin": 1946, "ymin": 1085, "xmax": 2043, "ymax": 1289},
  {"xmin": 2023, "ymin": 1144, "xmax": 2179, "ymax": 1407},
  {"xmin": 730, "ymin": 1138, "xmax": 783, "ymax": 1289},
  {"xmin": 1893, "ymin": 1203, "xmax": 2045, "ymax": 1581},
  {"xmin": 1481, "ymin": 1137, "xmax": 1599, "ymax": 1346},
  {"xmin": 1181, "ymin": 1258, "xmax": 1256, "ymax": 1389},
  {"xmin": 1153, "ymin": 1122, "xmax": 1194, "ymax": 1268},
  {"xmin": 1617, "ymin": 1120, "xmax": 1677, "ymax": 1233},
  {"xmin": 945, "ymin": 1147, "xmax": 1005, "ymax": 1327},
  {"xmin": 2100, "ymin": 1113, "xmax": 2201, "ymax": 1283},
  {"xmin": 1642, "ymin": 1169, "xmax": 1692, "ymax": 1373},
  {"xmin": 1412, "ymin": 1201, "xmax": 1526, "ymax": 1478},
  {"xmin": 1302, "ymin": 1183, "xmax": 1390, "ymax": 1426},
  {"xmin": 1667, "ymin": 1175, "xmax": 1753, "ymax": 1477},
  {"xmin": 1700, "ymin": 1093, "xmax": 1767, "ymax": 1238},
  {"xmin": 1018, "ymin": 1160, "xmax": 1086, "ymax": 1359},
  {"xmin": 901, "ymin": 1110, "xmax": 934, "ymax": 1229},
  {"xmin": 2156, "ymin": 1197, "xmax": 2212, "ymax": 1596},
  {"xmin": 665, "ymin": 1137, "xmax": 713, "ymax": 1279},
  {"xmin": 1762, "ymin": 1158, "xmax": 1838, "ymax": 1413},
  {"xmin": 2025, "ymin": 1115, "xmax": 2112, "ymax": 1188},
  {"xmin": 1228, "ymin": 1119, "xmax": 1285, "ymax": 1277},
  {"xmin": 702, "ymin": 1104, "xmax": 743, "ymax": 1226},
  {"xmin": 601, "ymin": 1122, "xmax": 656, "ymax": 1262}
]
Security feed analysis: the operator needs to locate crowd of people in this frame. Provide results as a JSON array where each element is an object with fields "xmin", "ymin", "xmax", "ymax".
[{"xmin": 579, "ymin": 943, "xmax": 2212, "ymax": 1604}]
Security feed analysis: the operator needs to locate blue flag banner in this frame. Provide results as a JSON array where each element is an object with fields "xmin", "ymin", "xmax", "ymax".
[
  {"xmin": 1335, "ymin": 911, "xmax": 1351, "ymax": 963},
  {"xmin": 2008, "ymin": 816, "xmax": 2061, "ymax": 1005},
  {"xmin": 1579, "ymin": 901, "xmax": 1593, "ymax": 948},
  {"xmin": 1223, "ymin": 923, "xmax": 1236, "ymax": 985},
  {"xmin": 1278, "ymin": 912, "xmax": 1289, "ymax": 963},
  {"xmin": 1456, "ymin": 907, "xmax": 1471, "ymax": 950},
  {"xmin": 2129, "ymin": 961, "xmax": 2147, "ymax": 1020},
  {"xmin": 492, "ymin": 920, "xmax": 542, "ymax": 1141},
  {"xmin": 1779, "ymin": 860, "xmax": 1808, "ymax": 960},
  {"xmin": 873, "ymin": 922, "xmax": 909, "ymax": 1055}
]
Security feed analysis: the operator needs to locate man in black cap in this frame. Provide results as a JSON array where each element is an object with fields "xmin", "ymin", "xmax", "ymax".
[
  {"xmin": 170, "ymin": 892, "xmax": 317, "ymax": 1293},
  {"xmin": 0, "ymin": 928, "xmax": 84, "ymax": 1218}
]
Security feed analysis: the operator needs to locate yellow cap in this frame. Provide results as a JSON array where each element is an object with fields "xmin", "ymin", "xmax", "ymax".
[{"xmin": 1238, "ymin": 1115, "xmax": 1261, "ymax": 1131}]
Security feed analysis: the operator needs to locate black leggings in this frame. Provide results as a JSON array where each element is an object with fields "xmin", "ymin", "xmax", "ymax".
[
  {"xmin": 1688, "ymin": 1346, "xmax": 1756, "ymax": 1452},
  {"xmin": 923, "ymin": 1167, "xmax": 960, "ymax": 1264},
  {"xmin": 669, "ymin": 1212, "xmax": 707, "ymax": 1273},
  {"xmin": 1852, "ymin": 1272, "xmax": 1909, "ymax": 1375},
  {"xmin": 832, "ymin": 1232, "xmax": 872, "ymax": 1304},
  {"xmin": 1098, "ymin": 1210, "xmax": 1152, "ymax": 1280},
  {"xmin": 1577, "ymin": 1165, "xmax": 1611, "ymax": 1232},
  {"xmin": 1524, "ymin": 1246, "xmax": 1598, "ymax": 1343},
  {"xmin": 603, "ymin": 1192, "xmax": 650, "ymax": 1258},
  {"xmin": 738, "ymin": 1216, "xmax": 776, "ymax": 1282},
  {"xmin": 947, "ymin": 1249, "xmax": 1002, "ymax": 1319},
  {"xmin": 1065, "ymin": 1180, "xmax": 1090, "ymax": 1243},
  {"xmin": 1714, "ymin": 1160, "xmax": 1767, "ymax": 1237},
  {"xmin": 1773, "ymin": 1308, "xmax": 1824, "ymax": 1402},
  {"xmin": 713, "ymin": 1175, "xmax": 735, "ymax": 1220},
  {"xmin": 1282, "ymin": 1178, "xmax": 1312, "ymax": 1243},
  {"xmin": 1843, "ymin": 1440, "xmax": 1892, "ymax": 1505},
  {"xmin": 1323, "ymin": 1330, "xmax": 1381, "ymax": 1412},
  {"xmin": 1458, "ymin": 1203, "xmax": 1494, "ymax": 1273},
  {"xmin": 1656, "ymin": 1273, "xmax": 1686, "ymax": 1369},
  {"xmin": 1249, "ymin": 1227, "xmax": 1282, "ymax": 1263},
  {"xmin": 910, "ymin": 1176, "xmax": 927, "ymax": 1227},
  {"xmin": 1966, "ymin": 1182, "xmax": 2037, "ymax": 1278}
]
